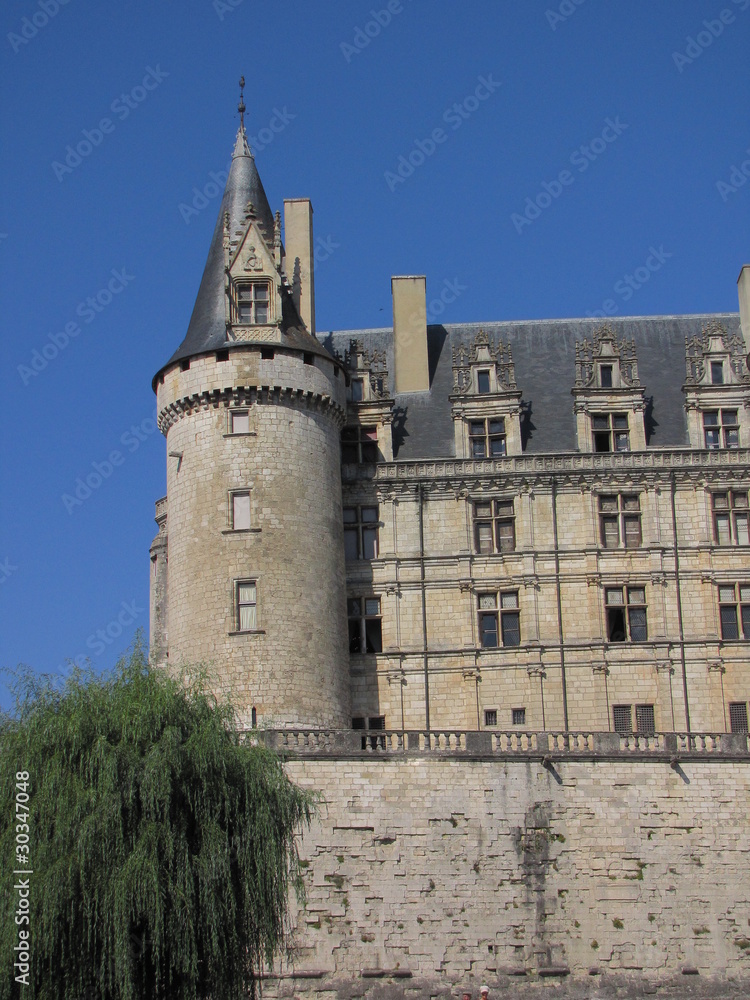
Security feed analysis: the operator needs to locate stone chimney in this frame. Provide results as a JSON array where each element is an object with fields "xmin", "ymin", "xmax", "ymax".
[
  {"xmin": 738, "ymin": 264, "xmax": 750, "ymax": 345},
  {"xmin": 392, "ymin": 275, "xmax": 429, "ymax": 393},
  {"xmin": 284, "ymin": 198, "xmax": 315, "ymax": 334}
]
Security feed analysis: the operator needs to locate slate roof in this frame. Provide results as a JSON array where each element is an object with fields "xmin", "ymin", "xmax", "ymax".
[
  {"xmin": 153, "ymin": 128, "xmax": 334, "ymax": 388},
  {"xmin": 321, "ymin": 313, "xmax": 742, "ymax": 461}
]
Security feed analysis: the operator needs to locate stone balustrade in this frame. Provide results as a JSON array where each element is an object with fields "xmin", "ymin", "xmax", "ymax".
[{"xmin": 251, "ymin": 728, "xmax": 750, "ymax": 759}]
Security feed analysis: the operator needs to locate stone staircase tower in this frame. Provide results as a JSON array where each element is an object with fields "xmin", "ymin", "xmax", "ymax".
[{"xmin": 149, "ymin": 104, "xmax": 350, "ymax": 729}]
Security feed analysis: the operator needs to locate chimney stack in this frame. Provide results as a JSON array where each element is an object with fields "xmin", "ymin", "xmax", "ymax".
[
  {"xmin": 738, "ymin": 265, "xmax": 750, "ymax": 346},
  {"xmin": 392, "ymin": 275, "xmax": 429, "ymax": 394},
  {"xmin": 284, "ymin": 199, "xmax": 316, "ymax": 334}
]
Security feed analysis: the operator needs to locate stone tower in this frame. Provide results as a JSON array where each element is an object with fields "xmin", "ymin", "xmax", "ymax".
[{"xmin": 149, "ymin": 108, "xmax": 350, "ymax": 729}]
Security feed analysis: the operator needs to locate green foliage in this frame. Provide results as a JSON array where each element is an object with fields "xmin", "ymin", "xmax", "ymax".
[{"xmin": 0, "ymin": 640, "xmax": 312, "ymax": 1000}]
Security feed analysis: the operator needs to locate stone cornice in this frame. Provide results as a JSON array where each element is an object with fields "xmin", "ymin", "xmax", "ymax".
[
  {"xmin": 157, "ymin": 384, "xmax": 346, "ymax": 433},
  {"xmin": 343, "ymin": 448, "xmax": 750, "ymax": 492}
]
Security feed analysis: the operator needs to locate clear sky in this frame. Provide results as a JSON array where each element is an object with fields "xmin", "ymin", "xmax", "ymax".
[{"xmin": 1, "ymin": 0, "xmax": 748, "ymax": 709}]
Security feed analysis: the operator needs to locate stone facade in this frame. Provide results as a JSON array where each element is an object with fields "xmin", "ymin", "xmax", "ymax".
[
  {"xmin": 264, "ymin": 736, "xmax": 750, "ymax": 993},
  {"xmin": 148, "ymin": 116, "xmax": 750, "ymax": 992}
]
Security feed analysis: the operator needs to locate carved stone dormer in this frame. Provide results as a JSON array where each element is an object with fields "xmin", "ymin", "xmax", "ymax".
[
  {"xmin": 340, "ymin": 339, "xmax": 394, "ymax": 463},
  {"xmin": 224, "ymin": 200, "xmax": 283, "ymax": 344},
  {"xmin": 572, "ymin": 325, "xmax": 647, "ymax": 453},
  {"xmin": 683, "ymin": 320, "xmax": 750, "ymax": 449},
  {"xmin": 450, "ymin": 330, "xmax": 523, "ymax": 458}
]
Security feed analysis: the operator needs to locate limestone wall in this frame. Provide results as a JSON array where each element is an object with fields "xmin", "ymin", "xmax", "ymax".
[{"xmin": 271, "ymin": 751, "xmax": 750, "ymax": 995}]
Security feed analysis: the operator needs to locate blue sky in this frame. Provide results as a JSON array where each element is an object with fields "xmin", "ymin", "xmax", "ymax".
[{"xmin": 1, "ymin": 0, "xmax": 748, "ymax": 709}]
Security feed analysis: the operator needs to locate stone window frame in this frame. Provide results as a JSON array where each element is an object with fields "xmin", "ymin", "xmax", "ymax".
[
  {"xmin": 612, "ymin": 703, "xmax": 655, "ymax": 734},
  {"xmin": 226, "ymin": 408, "xmax": 256, "ymax": 437},
  {"xmin": 484, "ymin": 709, "xmax": 498, "ymax": 727},
  {"xmin": 472, "ymin": 498, "xmax": 516, "ymax": 554},
  {"xmin": 341, "ymin": 424, "xmax": 379, "ymax": 464},
  {"xmin": 729, "ymin": 701, "xmax": 749, "ymax": 733},
  {"xmin": 711, "ymin": 490, "xmax": 750, "ymax": 545},
  {"xmin": 591, "ymin": 412, "xmax": 630, "ymax": 453},
  {"xmin": 347, "ymin": 596, "xmax": 382, "ymax": 654},
  {"xmin": 604, "ymin": 585, "xmax": 647, "ymax": 643},
  {"xmin": 718, "ymin": 583, "xmax": 750, "ymax": 641},
  {"xmin": 703, "ymin": 408, "xmax": 740, "ymax": 449},
  {"xmin": 231, "ymin": 578, "xmax": 263, "ymax": 635},
  {"xmin": 598, "ymin": 493, "xmax": 642, "ymax": 549},
  {"xmin": 233, "ymin": 279, "xmax": 271, "ymax": 325},
  {"xmin": 511, "ymin": 707, "xmax": 526, "ymax": 726},
  {"xmin": 477, "ymin": 590, "xmax": 521, "ymax": 649},
  {"xmin": 469, "ymin": 417, "xmax": 507, "ymax": 458},
  {"xmin": 344, "ymin": 504, "xmax": 379, "ymax": 560},
  {"xmin": 223, "ymin": 490, "xmax": 262, "ymax": 535}
]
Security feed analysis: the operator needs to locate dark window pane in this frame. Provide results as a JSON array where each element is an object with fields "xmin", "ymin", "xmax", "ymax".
[
  {"xmin": 629, "ymin": 608, "xmax": 647, "ymax": 641},
  {"xmin": 600, "ymin": 365, "xmax": 613, "ymax": 388},
  {"xmin": 365, "ymin": 618, "xmax": 382, "ymax": 653},
  {"xmin": 476, "ymin": 523, "xmax": 493, "ymax": 554},
  {"xmin": 594, "ymin": 432, "xmax": 611, "ymax": 453},
  {"xmin": 725, "ymin": 428, "xmax": 739, "ymax": 448},
  {"xmin": 711, "ymin": 361, "xmax": 724, "ymax": 384},
  {"xmin": 255, "ymin": 303, "xmax": 268, "ymax": 323},
  {"xmin": 613, "ymin": 414, "xmax": 628, "ymax": 429},
  {"xmin": 614, "ymin": 432, "xmax": 630, "ymax": 452},
  {"xmin": 512, "ymin": 707, "xmax": 526, "ymax": 726},
  {"xmin": 607, "ymin": 608, "xmax": 626, "ymax": 642},
  {"xmin": 613, "ymin": 705, "xmax": 632, "ymax": 733},
  {"xmin": 351, "ymin": 379, "xmax": 364, "ymax": 401},
  {"xmin": 352, "ymin": 717, "xmax": 366, "ymax": 730},
  {"xmin": 347, "ymin": 598, "xmax": 362, "ymax": 615},
  {"xmin": 362, "ymin": 528, "xmax": 378, "ymax": 559},
  {"xmin": 498, "ymin": 521, "xmax": 515, "ymax": 552},
  {"xmin": 720, "ymin": 605, "xmax": 739, "ymax": 640},
  {"xmin": 729, "ymin": 702, "xmax": 749, "ymax": 733},
  {"xmin": 636, "ymin": 704, "xmax": 655, "ymax": 733},
  {"xmin": 489, "ymin": 437, "xmax": 507, "ymax": 457},
  {"xmin": 741, "ymin": 604, "xmax": 750, "ymax": 639},
  {"xmin": 479, "ymin": 613, "xmax": 498, "ymax": 648},
  {"xmin": 624, "ymin": 517, "xmax": 642, "ymax": 548},
  {"xmin": 484, "ymin": 709, "xmax": 497, "ymax": 727},
  {"xmin": 592, "ymin": 415, "xmax": 610, "ymax": 430},
  {"xmin": 344, "ymin": 529, "xmax": 359, "ymax": 561},
  {"xmin": 342, "ymin": 445, "xmax": 358, "ymax": 463},
  {"xmin": 472, "ymin": 439, "xmax": 487, "ymax": 458},
  {"xmin": 477, "ymin": 370, "xmax": 490, "ymax": 394},
  {"xmin": 602, "ymin": 517, "xmax": 619, "ymax": 548},
  {"xmin": 705, "ymin": 429, "xmax": 720, "ymax": 449},
  {"xmin": 501, "ymin": 612, "xmax": 521, "ymax": 647},
  {"xmin": 348, "ymin": 619, "xmax": 361, "ymax": 653},
  {"xmin": 361, "ymin": 442, "xmax": 378, "ymax": 462},
  {"xmin": 489, "ymin": 419, "xmax": 505, "ymax": 434}
]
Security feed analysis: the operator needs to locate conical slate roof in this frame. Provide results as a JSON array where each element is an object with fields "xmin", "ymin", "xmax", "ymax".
[{"xmin": 165, "ymin": 129, "xmax": 275, "ymax": 369}]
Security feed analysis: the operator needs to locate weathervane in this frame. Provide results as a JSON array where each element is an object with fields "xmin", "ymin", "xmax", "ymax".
[{"xmin": 238, "ymin": 76, "xmax": 246, "ymax": 131}]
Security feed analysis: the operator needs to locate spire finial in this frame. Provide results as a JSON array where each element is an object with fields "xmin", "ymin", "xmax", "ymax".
[{"xmin": 238, "ymin": 76, "xmax": 246, "ymax": 132}]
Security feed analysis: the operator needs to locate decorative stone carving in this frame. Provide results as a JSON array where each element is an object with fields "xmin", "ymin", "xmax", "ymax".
[
  {"xmin": 451, "ymin": 330, "xmax": 516, "ymax": 394},
  {"xmin": 575, "ymin": 325, "xmax": 640, "ymax": 388},
  {"xmin": 684, "ymin": 320, "xmax": 750, "ymax": 386}
]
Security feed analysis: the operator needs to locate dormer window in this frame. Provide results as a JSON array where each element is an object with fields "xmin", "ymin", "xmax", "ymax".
[
  {"xmin": 592, "ymin": 413, "xmax": 629, "ymax": 453},
  {"xmin": 704, "ymin": 410, "xmax": 739, "ymax": 449},
  {"xmin": 470, "ymin": 418, "xmax": 506, "ymax": 458},
  {"xmin": 351, "ymin": 378, "xmax": 364, "ymax": 402},
  {"xmin": 236, "ymin": 282, "xmax": 269, "ymax": 324},
  {"xmin": 477, "ymin": 369, "xmax": 491, "ymax": 394},
  {"xmin": 600, "ymin": 364, "xmax": 613, "ymax": 388},
  {"xmin": 711, "ymin": 361, "xmax": 724, "ymax": 385}
]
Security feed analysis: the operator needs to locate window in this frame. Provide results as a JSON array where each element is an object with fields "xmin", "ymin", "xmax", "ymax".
[
  {"xmin": 712, "ymin": 491, "xmax": 749, "ymax": 545},
  {"xmin": 230, "ymin": 410, "xmax": 250, "ymax": 434},
  {"xmin": 469, "ymin": 418, "xmax": 506, "ymax": 458},
  {"xmin": 236, "ymin": 282, "xmax": 269, "ymax": 324},
  {"xmin": 236, "ymin": 581, "xmax": 257, "ymax": 631},
  {"xmin": 729, "ymin": 702, "xmax": 749, "ymax": 733},
  {"xmin": 512, "ymin": 707, "xmax": 526, "ymax": 726},
  {"xmin": 350, "ymin": 378, "xmax": 364, "ymax": 402},
  {"xmin": 348, "ymin": 597, "xmax": 382, "ymax": 653},
  {"xmin": 344, "ymin": 506, "xmax": 379, "ymax": 560},
  {"xmin": 703, "ymin": 410, "xmax": 739, "ymax": 449},
  {"xmin": 341, "ymin": 425, "xmax": 379, "ymax": 463},
  {"xmin": 598, "ymin": 494, "xmax": 641, "ymax": 549},
  {"xmin": 484, "ymin": 709, "xmax": 497, "ymax": 727},
  {"xmin": 473, "ymin": 499, "xmax": 515, "ymax": 554},
  {"xmin": 718, "ymin": 584, "xmax": 750, "ymax": 640},
  {"xmin": 231, "ymin": 492, "xmax": 251, "ymax": 530},
  {"xmin": 592, "ymin": 413, "xmax": 629, "ymax": 453},
  {"xmin": 600, "ymin": 364, "xmax": 613, "ymax": 388},
  {"xmin": 605, "ymin": 586, "xmax": 647, "ymax": 642},
  {"xmin": 710, "ymin": 361, "xmax": 724, "ymax": 385},
  {"xmin": 478, "ymin": 591, "xmax": 520, "ymax": 648},
  {"xmin": 613, "ymin": 704, "xmax": 655, "ymax": 734},
  {"xmin": 477, "ymin": 370, "xmax": 491, "ymax": 394}
]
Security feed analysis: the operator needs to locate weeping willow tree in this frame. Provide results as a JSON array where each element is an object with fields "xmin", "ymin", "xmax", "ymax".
[{"xmin": 0, "ymin": 639, "xmax": 312, "ymax": 1000}]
